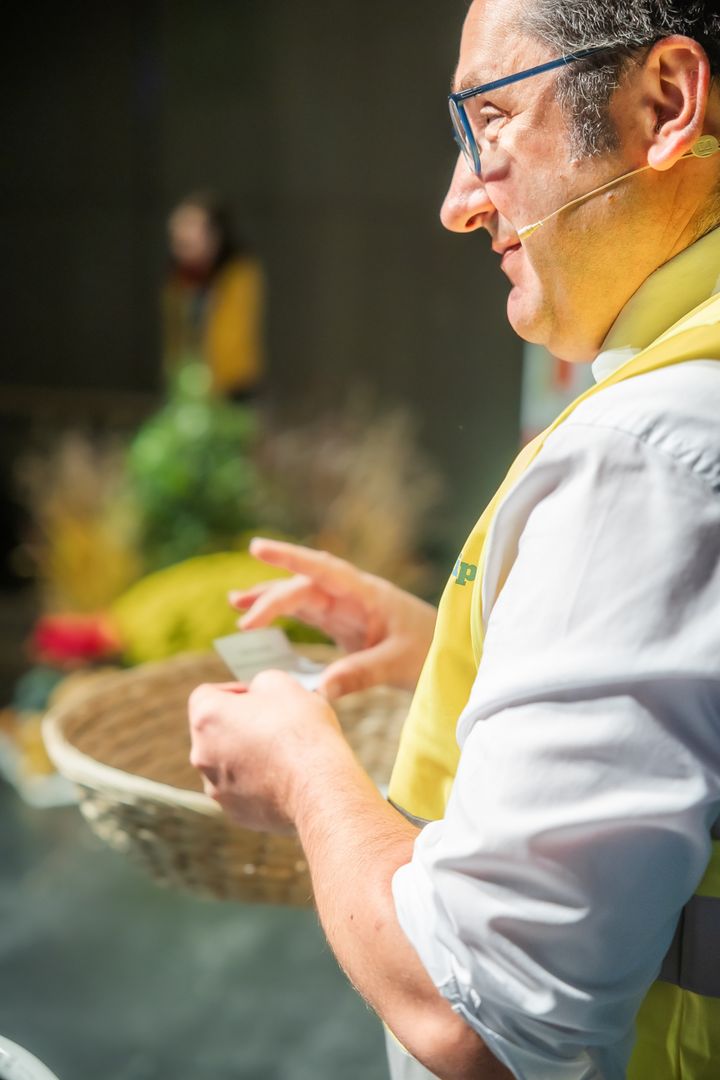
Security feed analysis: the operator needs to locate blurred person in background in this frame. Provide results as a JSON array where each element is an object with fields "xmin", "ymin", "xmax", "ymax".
[
  {"xmin": 188, "ymin": 1, "xmax": 720, "ymax": 1077},
  {"xmin": 163, "ymin": 191, "xmax": 265, "ymax": 399}
]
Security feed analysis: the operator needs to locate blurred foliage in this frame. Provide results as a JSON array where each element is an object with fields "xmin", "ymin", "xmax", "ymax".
[
  {"xmin": 127, "ymin": 364, "xmax": 259, "ymax": 570},
  {"xmin": 14, "ymin": 369, "xmax": 445, "ymax": 664},
  {"xmin": 14, "ymin": 433, "xmax": 142, "ymax": 612},
  {"xmin": 11, "ymin": 666, "xmax": 66, "ymax": 712},
  {"xmin": 257, "ymin": 397, "xmax": 443, "ymax": 596}
]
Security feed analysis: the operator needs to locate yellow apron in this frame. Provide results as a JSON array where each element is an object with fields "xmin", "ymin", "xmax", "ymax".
[{"xmin": 388, "ymin": 293, "xmax": 720, "ymax": 1077}]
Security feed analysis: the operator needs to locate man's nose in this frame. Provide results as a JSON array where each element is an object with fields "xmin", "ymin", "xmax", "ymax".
[{"xmin": 440, "ymin": 153, "xmax": 495, "ymax": 233}]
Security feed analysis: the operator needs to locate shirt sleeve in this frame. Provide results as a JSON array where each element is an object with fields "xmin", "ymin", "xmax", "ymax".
[{"xmin": 392, "ymin": 419, "xmax": 720, "ymax": 1080}]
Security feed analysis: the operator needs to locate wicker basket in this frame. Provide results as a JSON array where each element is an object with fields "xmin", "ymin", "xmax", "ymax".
[{"xmin": 42, "ymin": 649, "xmax": 411, "ymax": 906}]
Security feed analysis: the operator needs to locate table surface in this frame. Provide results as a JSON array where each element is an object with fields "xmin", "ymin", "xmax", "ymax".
[{"xmin": 0, "ymin": 779, "xmax": 388, "ymax": 1080}]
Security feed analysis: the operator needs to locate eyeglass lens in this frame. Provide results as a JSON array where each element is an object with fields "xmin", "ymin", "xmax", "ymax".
[{"xmin": 449, "ymin": 99, "xmax": 479, "ymax": 175}]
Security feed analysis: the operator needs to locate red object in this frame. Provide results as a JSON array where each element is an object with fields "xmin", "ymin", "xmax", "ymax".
[
  {"xmin": 31, "ymin": 614, "xmax": 121, "ymax": 666},
  {"xmin": 552, "ymin": 355, "xmax": 574, "ymax": 391}
]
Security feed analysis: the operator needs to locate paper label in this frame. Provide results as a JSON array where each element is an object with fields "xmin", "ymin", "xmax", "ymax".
[{"xmin": 213, "ymin": 628, "xmax": 326, "ymax": 690}]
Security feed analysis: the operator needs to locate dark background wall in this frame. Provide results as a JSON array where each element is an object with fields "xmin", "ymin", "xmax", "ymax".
[{"xmin": 2, "ymin": 0, "xmax": 523, "ymax": 566}]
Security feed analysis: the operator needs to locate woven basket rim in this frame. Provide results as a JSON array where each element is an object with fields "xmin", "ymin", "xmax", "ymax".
[
  {"xmin": 42, "ymin": 653, "xmax": 224, "ymax": 815},
  {"xmin": 40, "ymin": 649, "xmax": 411, "ymax": 904},
  {"xmin": 41, "ymin": 646, "xmax": 407, "ymax": 819}
]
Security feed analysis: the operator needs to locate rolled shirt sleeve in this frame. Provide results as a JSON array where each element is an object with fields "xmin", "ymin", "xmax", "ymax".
[{"xmin": 393, "ymin": 380, "xmax": 720, "ymax": 1079}]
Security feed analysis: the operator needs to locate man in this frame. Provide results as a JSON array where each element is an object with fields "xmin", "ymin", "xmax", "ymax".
[{"xmin": 189, "ymin": 2, "xmax": 720, "ymax": 1077}]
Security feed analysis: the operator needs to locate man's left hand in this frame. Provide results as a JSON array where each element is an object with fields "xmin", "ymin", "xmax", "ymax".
[{"xmin": 188, "ymin": 671, "xmax": 342, "ymax": 833}]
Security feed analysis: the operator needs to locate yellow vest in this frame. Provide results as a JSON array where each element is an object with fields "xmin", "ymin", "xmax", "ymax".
[{"xmin": 388, "ymin": 293, "xmax": 720, "ymax": 1077}]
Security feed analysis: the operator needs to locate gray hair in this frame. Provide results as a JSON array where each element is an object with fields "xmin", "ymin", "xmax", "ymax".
[{"xmin": 526, "ymin": 1, "xmax": 720, "ymax": 156}]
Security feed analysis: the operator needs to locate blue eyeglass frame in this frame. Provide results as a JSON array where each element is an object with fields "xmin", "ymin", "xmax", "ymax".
[{"xmin": 449, "ymin": 46, "xmax": 610, "ymax": 175}]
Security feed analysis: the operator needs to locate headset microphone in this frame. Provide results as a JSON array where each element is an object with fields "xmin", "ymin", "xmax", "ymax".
[{"xmin": 518, "ymin": 134, "xmax": 720, "ymax": 242}]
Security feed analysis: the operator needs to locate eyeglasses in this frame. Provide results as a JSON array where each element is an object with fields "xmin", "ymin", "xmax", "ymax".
[{"xmin": 449, "ymin": 46, "xmax": 609, "ymax": 176}]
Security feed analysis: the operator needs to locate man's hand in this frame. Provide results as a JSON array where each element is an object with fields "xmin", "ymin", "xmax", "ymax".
[
  {"xmin": 187, "ymin": 668, "xmax": 507, "ymax": 1078},
  {"xmin": 230, "ymin": 537, "xmax": 437, "ymax": 699},
  {"xmin": 188, "ymin": 670, "xmax": 342, "ymax": 832}
]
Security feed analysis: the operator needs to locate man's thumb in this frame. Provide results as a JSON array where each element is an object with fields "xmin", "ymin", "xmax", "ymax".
[{"xmin": 318, "ymin": 650, "xmax": 387, "ymax": 700}]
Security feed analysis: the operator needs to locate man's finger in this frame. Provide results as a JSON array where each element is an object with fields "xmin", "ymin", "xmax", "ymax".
[
  {"xmin": 317, "ymin": 642, "xmax": 394, "ymax": 700},
  {"xmin": 249, "ymin": 537, "xmax": 361, "ymax": 596},
  {"xmin": 238, "ymin": 577, "xmax": 323, "ymax": 629},
  {"xmin": 228, "ymin": 581, "xmax": 276, "ymax": 609},
  {"xmin": 250, "ymin": 668, "xmax": 307, "ymax": 694},
  {"xmin": 190, "ymin": 681, "xmax": 247, "ymax": 703}
]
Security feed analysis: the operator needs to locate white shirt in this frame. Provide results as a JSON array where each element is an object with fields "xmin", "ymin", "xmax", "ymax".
[{"xmin": 392, "ymin": 231, "xmax": 720, "ymax": 1080}]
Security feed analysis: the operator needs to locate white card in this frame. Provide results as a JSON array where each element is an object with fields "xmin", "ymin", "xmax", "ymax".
[{"xmin": 213, "ymin": 628, "xmax": 326, "ymax": 690}]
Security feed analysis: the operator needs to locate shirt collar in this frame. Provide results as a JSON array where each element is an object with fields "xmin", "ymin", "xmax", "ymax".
[{"xmin": 592, "ymin": 226, "xmax": 720, "ymax": 383}]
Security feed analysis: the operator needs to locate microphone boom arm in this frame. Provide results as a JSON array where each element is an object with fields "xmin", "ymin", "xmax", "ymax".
[{"xmin": 518, "ymin": 135, "xmax": 720, "ymax": 242}]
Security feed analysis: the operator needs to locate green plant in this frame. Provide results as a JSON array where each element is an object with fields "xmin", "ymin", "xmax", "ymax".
[{"xmin": 127, "ymin": 364, "xmax": 260, "ymax": 569}]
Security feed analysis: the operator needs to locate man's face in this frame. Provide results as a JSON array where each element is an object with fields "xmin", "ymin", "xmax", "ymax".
[{"xmin": 443, "ymin": 0, "xmax": 658, "ymax": 361}]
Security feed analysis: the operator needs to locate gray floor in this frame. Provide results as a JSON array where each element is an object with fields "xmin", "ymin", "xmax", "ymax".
[{"xmin": 0, "ymin": 778, "xmax": 389, "ymax": 1080}]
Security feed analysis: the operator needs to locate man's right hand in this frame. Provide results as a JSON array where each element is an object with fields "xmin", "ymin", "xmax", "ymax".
[{"xmin": 230, "ymin": 537, "xmax": 437, "ymax": 700}]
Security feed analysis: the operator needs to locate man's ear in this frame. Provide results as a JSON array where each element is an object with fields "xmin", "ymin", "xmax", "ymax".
[{"xmin": 643, "ymin": 35, "xmax": 711, "ymax": 172}]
